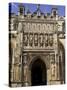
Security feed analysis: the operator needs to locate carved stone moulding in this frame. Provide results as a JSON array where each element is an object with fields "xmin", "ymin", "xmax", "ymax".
[{"xmin": 23, "ymin": 32, "xmax": 54, "ymax": 48}]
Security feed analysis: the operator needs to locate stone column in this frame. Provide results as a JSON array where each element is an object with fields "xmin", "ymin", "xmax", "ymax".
[{"xmin": 23, "ymin": 53, "xmax": 29, "ymax": 86}]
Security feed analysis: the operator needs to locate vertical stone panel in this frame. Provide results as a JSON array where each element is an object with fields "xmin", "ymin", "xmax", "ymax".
[{"xmin": 23, "ymin": 53, "xmax": 29, "ymax": 86}]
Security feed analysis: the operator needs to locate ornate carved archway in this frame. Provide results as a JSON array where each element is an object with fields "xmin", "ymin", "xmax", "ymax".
[{"xmin": 30, "ymin": 57, "xmax": 47, "ymax": 86}]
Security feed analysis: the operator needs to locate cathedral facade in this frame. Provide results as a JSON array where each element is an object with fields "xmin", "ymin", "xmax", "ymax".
[{"xmin": 9, "ymin": 4, "xmax": 65, "ymax": 87}]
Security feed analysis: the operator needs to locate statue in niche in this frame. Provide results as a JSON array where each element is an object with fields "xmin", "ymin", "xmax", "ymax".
[
  {"xmin": 18, "ymin": 22, "xmax": 22, "ymax": 32},
  {"xmin": 23, "ymin": 54, "xmax": 28, "ymax": 65},
  {"xmin": 29, "ymin": 34, "xmax": 33, "ymax": 46},
  {"xmin": 45, "ymin": 34, "xmax": 48, "ymax": 47},
  {"xmin": 14, "ymin": 56, "xmax": 18, "ymax": 64},
  {"xmin": 51, "ymin": 64, "xmax": 55, "ymax": 78},
  {"xmin": 50, "ymin": 54, "xmax": 55, "ymax": 79},
  {"xmin": 24, "ymin": 34, "xmax": 28, "ymax": 46},
  {"xmin": 49, "ymin": 34, "xmax": 53, "ymax": 46},
  {"xmin": 10, "ymin": 19, "xmax": 15, "ymax": 30},
  {"xmin": 50, "ymin": 54, "xmax": 55, "ymax": 63},
  {"xmin": 39, "ymin": 34, "xmax": 44, "ymax": 47},
  {"xmin": 34, "ymin": 34, "xmax": 38, "ymax": 46}
]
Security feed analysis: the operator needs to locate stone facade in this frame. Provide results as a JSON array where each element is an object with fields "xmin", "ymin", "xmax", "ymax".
[{"xmin": 9, "ymin": 4, "xmax": 65, "ymax": 87}]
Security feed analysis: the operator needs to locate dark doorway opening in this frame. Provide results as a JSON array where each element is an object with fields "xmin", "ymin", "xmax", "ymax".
[{"xmin": 31, "ymin": 58, "xmax": 47, "ymax": 86}]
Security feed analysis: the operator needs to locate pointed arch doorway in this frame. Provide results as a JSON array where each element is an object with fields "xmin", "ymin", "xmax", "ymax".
[{"xmin": 31, "ymin": 58, "xmax": 47, "ymax": 86}]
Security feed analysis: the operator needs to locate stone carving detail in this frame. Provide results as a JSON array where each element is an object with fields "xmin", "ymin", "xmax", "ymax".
[
  {"xmin": 13, "ymin": 65, "xmax": 20, "ymax": 82},
  {"xmin": 50, "ymin": 54, "xmax": 55, "ymax": 64},
  {"xmin": 49, "ymin": 34, "xmax": 53, "ymax": 46},
  {"xmin": 23, "ymin": 53, "xmax": 29, "ymax": 86},
  {"xmin": 18, "ymin": 22, "xmax": 22, "ymax": 32},
  {"xmin": 23, "ymin": 32, "xmax": 54, "ymax": 48},
  {"xmin": 23, "ymin": 23, "xmax": 54, "ymax": 33},
  {"xmin": 23, "ymin": 54, "xmax": 28, "ymax": 65},
  {"xmin": 51, "ymin": 64, "xmax": 55, "ymax": 77},
  {"xmin": 50, "ymin": 54, "xmax": 55, "ymax": 79},
  {"xmin": 29, "ymin": 33, "xmax": 33, "ymax": 46},
  {"xmin": 23, "ymin": 33, "xmax": 28, "ymax": 46},
  {"xmin": 14, "ymin": 34, "xmax": 22, "ymax": 64},
  {"xmin": 34, "ymin": 33, "xmax": 38, "ymax": 46},
  {"xmin": 10, "ymin": 19, "xmax": 16, "ymax": 30},
  {"xmin": 11, "ymin": 33, "xmax": 22, "ymax": 82},
  {"xmin": 14, "ymin": 56, "xmax": 19, "ymax": 64},
  {"xmin": 32, "ymin": 24, "xmax": 36, "ymax": 31},
  {"xmin": 39, "ymin": 33, "xmax": 44, "ymax": 47},
  {"xmin": 45, "ymin": 34, "xmax": 48, "ymax": 47}
]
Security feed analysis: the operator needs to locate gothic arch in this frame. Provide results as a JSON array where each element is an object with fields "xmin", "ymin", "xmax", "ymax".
[
  {"xmin": 29, "ymin": 54, "xmax": 50, "ymax": 70},
  {"xmin": 29, "ymin": 55, "xmax": 47, "ymax": 69},
  {"xmin": 29, "ymin": 56, "xmax": 47, "ymax": 86}
]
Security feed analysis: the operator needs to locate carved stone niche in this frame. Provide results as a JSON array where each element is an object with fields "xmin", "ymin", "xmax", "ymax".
[
  {"xmin": 34, "ymin": 33, "xmax": 38, "ymax": 46},
  {"xmin": 23, "ymin": 33, "xmax": 28, "ymax": 46},
  {"xmin": 45, "ymin": 34, "xmax": 48, "ymax": 47},
  {"xmin": 50, "ymin": 54, "xmax": 55, "ymax": 64},
  {"xmin": 49, "ymin": 34, "xmax": 53, "ymax": 46},
  {"xmin": 45, "ymin": 54, "xmax": 50, "ymax": 69},
  {"xmin": 14, "ymin": 56, "xmax": 20, "ymax": 65},
  {"xmin": 50, "ymin": 54, "xmax": 55, "ymax": 79},
  {"xmin": 39, "ymin": 33, "xmax": 44, "ymax": 47},
  {"xmin": 23, "ymin": 53, "xmax": 28, "ymax": 66},
  {"xmin": 13, "ymin": 65, "xmax": 21, "ymax": 82},
  {"xmin": 29, "ymin": 33, "xmax": 33, "ymax": 47},
  {"xmin": 51, "ymin": 63, "xmax": 55, "ymax": 78}
]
